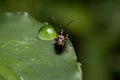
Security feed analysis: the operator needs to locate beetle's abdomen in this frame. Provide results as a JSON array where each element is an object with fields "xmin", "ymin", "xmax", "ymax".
[{"xmin": 54, "ymin": 35, "xmax": 65, "ymax": 53}]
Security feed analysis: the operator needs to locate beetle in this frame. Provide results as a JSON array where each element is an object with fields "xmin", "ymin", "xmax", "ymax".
[{"xmin": 53, "ymin": 20, "xmax": 73, "ymax": 53}]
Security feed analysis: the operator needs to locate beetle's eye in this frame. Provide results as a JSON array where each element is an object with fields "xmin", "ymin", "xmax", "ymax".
[{"xmin": 38, "ymin": 22, "xmax": 57, "ymax": 40}]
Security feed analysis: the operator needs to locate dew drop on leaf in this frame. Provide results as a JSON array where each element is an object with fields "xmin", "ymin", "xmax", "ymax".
[{"xmin": 38, "ymin": 22, "xmax": 57, "ymax": 40}]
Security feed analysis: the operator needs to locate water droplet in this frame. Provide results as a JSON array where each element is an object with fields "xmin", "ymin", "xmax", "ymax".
[
  {"xmin": 17, "ymin": 12, "xmax": 29, "ymax": 16},
  {"xmin": 23, "ymin": 12, "xmax": 29, "ymax": 16},
  {"xmin": 31, "ymin": 58, "xmax": 35, "ymax": 61},
  {"xmin": 20, "ymin": 77, "xmax": 24, "ymax": 80},
  {"xmin": 38, "ymin": 22, "xmax": 57, "ymax": 40},
  {"xmin": 16, "ymin": 48, "xmax": 19, "ymax": 51},
  {"xmin": 5, "ymin": 12, "xmax": 13, "ymax": 16},
  {"xmin": 26, "ymin": 46, "xmax": 29, "ymax": 48}
]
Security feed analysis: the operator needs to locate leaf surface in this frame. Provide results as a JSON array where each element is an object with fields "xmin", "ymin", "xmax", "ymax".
[{"xmin": 0, "ymin": 12, "xmax": 82, "ymax": 80}]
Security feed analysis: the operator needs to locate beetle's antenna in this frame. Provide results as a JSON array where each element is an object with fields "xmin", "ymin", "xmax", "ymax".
[
  {"xmin": 64, "ymin": 19, "xmax": 74, "ymax": 29},
  {"xmin": 48, "ymin": 17, "xmax": 74, "ymax": 30},
  {"xmin": 50, "ymin": 17, "xmax": 63, "ymax": 29}
]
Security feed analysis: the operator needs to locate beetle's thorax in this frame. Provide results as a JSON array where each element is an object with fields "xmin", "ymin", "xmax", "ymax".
[{"xmin": 59, "ymin": 29, "xmax": 65, "ymax": 35}]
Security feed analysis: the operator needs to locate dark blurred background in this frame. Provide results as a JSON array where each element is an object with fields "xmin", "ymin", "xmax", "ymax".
[{"xmin": 0, "ymin": 0, "xmax": 120, "ymax": 80}]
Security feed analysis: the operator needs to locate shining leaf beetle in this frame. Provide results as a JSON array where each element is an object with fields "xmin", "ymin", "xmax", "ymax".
[{"xmin": 53, "ymin": 20, "xmax": 74, "ymax": 53}]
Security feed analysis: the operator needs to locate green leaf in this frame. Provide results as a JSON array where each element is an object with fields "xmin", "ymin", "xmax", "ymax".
[{"xmin": 0, "ymin": 12, "xmax": 82, "ymax": 80}]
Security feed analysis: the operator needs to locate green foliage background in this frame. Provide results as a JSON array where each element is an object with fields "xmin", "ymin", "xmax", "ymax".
[{"xmin": 0, "ymin": 0, "xmax": 120, "ymax": 80}]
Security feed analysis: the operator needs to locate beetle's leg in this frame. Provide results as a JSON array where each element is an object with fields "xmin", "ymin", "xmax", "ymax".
[
  {"xmin": 66, "ymin": 34, "xmax": 69, "ymax": 39},
  {"xmin": 52, "ymin": 38, "xmax": 56, "ymax": 45},
  {"xmin": 65, "ymin": 34, "xmax": 73, "ymax": 46},
  {"xmin": 53, "ymin": 39, "xmax": 57, "ymax": 45}
]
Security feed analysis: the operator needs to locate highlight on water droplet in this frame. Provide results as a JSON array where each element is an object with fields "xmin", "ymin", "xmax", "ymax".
[{"xmin": 38, "ymin": 22, "xmax": 57, "ymax": 40}]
